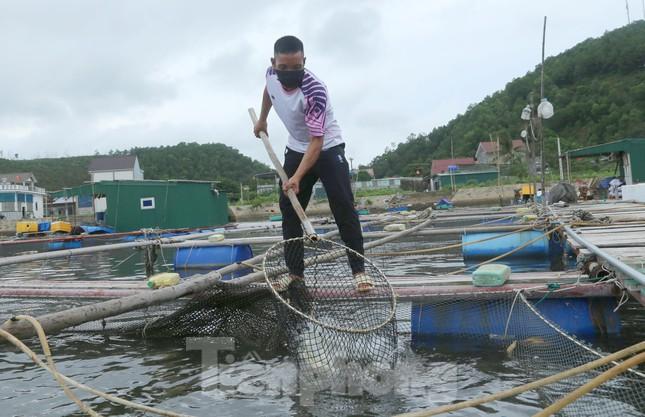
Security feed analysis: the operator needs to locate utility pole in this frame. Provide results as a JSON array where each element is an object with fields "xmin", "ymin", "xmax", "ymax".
[
  {"xmin": 450, "ymin": 136, "xmax": 455, "ymax": 192},
  {"xmin": 540, "ymin": 16, "xmax": 547, "ymax": 208},
  {"xmin": 626, "ymin": 0, "xmax": 631, "ymax": 24},
  {"xmin": 557, "ymin": 136, "xmax": 564, "ymax": 181}
]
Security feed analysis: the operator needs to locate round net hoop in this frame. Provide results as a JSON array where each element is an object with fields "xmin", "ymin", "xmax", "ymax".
[{"xmin": 262, "ymin": 236, "xmax": 397, "ymax": 333}]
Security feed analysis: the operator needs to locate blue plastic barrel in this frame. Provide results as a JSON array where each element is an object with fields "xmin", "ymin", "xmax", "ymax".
[
  {"xmin": 462, "ymin": 231, "xmax": 549, "ymax": 261},
  {"xmin": 48, "ymin": 239, "xmax": 82, "ymax": 251},
  {"xmin": 38, "ymin": 221, "xmax": 51, "ymax": 232},
  {"xmin": 174, "ymin": 244, "xmax": 253, "ymax": 280},
  {"xmin": 410, "ymin": 297, "xmax": 620, "ymax": 349}
]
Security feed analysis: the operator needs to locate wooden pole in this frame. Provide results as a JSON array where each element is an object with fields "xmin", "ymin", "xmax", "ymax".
[{"xmin": 248, "ymin": 108, "xmax": 317, "ymax": 238}]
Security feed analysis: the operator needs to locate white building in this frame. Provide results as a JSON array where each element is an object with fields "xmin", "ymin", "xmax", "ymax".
[
  {"xmin": 88, "ymin": 155, "xmax": 144, "ymax": 182},
  {"xmin": 0, "ymin": 172, "xmax": 46, "ymax": 220}
]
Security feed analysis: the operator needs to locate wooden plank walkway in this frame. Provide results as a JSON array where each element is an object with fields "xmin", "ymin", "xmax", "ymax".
[
  {"xmin": 551, "ymin": 200, "xmax": 645, "ymax": 306},
  {"xmin": 0, "ymin": 270, "xmax": 614, "ymax": 301}
]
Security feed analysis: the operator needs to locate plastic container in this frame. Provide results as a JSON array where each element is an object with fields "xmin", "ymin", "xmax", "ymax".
[
  {"xmin": 147, "ymin": 272, "xmax": 181, "ymax": 289},
  {"xmin": 384, "ymin": 223, "xmax": 406, "ymax": 232},
  {"xmin": 462, "ymin": 231, "xmax": 549, "ymax": 261},
  {"xmin": 16, "ymin": 221, "xmax": 39, "ymax": 234},
  {"xmin": 38, "ymin": 221, "xmax": 51, "ymax": 232},
  {"xmin": 174, "ymin": 244, "xmax": 253, "ymax": 280},
  {"xmin": 472, "ymin": 264, "xmax": 511, "ymax": 287},
  {"xmin": 208, "ymin": 233, "xmax": 225, "ymax": 242},
  {"xmin": 48, "ymin": 239, "xmax": 82, "ymax": 251},
  {"xmin": 51, "ymin": 221, "xmax": 72, "ymax": 234}
]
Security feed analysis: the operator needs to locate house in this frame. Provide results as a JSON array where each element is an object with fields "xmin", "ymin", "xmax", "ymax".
[
  {"xmin": 88, "ymin": 155, "xmax": 144, "ymax": 182},
  {"xmin": 0, "ymin": 172, "xmax": 46, "ymax": 220},
  {"xmin": 475, "ymin": 140, "xmax": 526, "ymax": 164},
  {"xmin": 429, "ymin": 158, "xmax": 498, "ymax": 191},
  {"xmin": 430, "ymin": 158, "xmax": 477, "ymax": 175},
  {"xmin": 51, "ymin": 180, "xmax": 229, "ymax": 232}
]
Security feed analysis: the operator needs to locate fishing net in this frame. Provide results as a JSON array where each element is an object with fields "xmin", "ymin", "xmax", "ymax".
[
  {"xmin": 116, "ymin": 236, "xmax": 399, "ymax": 393},
  {"xmin": 400, "ymin": 289, "xmax": 645, "ymax": 416},
  {"xmin": 261, "ymin": 236, "xmax": 398, "ymax": 391}
]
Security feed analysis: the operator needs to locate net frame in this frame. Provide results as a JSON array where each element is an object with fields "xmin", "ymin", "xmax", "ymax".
[{"xmin": 262, "ymin": 236, "xmax": 398, "ymax": 334}]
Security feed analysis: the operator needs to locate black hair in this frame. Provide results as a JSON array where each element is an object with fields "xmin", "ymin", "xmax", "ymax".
[{"xmin": 274, "ymin": 35, "xmax": 304, "ymax": 55}]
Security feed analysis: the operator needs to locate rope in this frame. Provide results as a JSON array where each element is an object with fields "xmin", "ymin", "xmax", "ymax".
[
  {"xmin": 0, "ymin": 316, "xmax": 198, "ymax": 417},
  {"xmin": 372, "ymin": 223, "xmax": 544, "ymax": 257},
  {"xmin": 393, "ymin": 341, "xmax": 645, "ymax": 417},
  {"xmin": 239, "ymin": 260, "xmax": 263, "ymax": 271},
  {"xmin": 447, "ymin": 224, "xmax": 564, "ymax": 275},
  {"xmin": 532, "ymin": 351, "xmax": 645, "ymax": 417},
  {"xmin": 11, "ymin": 315, "xmax": 100, "ymax": 417}
]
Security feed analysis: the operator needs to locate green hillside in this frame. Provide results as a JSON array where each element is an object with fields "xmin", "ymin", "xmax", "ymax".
[
  {"xmin": 371, "ymin": 21, "xmax": 645, "ymax": 177},
  {"xmin": 0, "ymin": 142, "xmax": 270, "ymax": 194}
]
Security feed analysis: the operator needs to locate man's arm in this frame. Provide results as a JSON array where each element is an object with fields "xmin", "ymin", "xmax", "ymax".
[
  {"xmin": 254, "ymin": 86, "xmax": 272, "ymax": 138},
  {"xmin": 283, "ymin": 136, "xmax": 323, "ymax": 194}
]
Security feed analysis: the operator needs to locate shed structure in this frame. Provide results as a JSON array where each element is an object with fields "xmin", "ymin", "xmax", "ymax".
[
  {"xmin": 52, "ymin": 180, "xmax": 228, "ymax": 232},
  {"xmin": 564, "ymin": 138, "xmax": 645, "ymax": 185}
]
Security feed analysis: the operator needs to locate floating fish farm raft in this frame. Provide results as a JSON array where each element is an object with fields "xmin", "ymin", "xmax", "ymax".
[{"xmin": 1, "ymin": 201, "xmax": 644, "ymax": 416}]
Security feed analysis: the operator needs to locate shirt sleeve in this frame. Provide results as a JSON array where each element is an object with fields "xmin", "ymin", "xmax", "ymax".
[{"xmin": 302, "ymin": 84, "xmax": 328, "ymax": 137}]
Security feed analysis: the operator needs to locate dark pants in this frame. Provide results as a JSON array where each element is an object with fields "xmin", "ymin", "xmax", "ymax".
[{"xmin": 280, "ymin": 144, "xmax": 365, "ymax": 276}]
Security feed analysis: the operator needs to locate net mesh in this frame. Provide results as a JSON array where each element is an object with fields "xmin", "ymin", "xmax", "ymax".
[
  {"xmin": 2, "ymin": 235, "xmax": 644, "ymax": 414},
  {"xmin": 257, "ymin": 236, "xmax": 399, "ymax": 390}
]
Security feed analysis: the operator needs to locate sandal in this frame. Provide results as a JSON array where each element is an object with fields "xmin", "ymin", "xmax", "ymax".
[{"xmin": 354, "ymin": 272, "xmax": 374, "ymax": 292}]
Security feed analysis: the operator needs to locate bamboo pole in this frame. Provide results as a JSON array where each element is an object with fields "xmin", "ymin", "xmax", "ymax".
[
  {"xmin": 0, "ymin": 230, "xmax": 213, "ymax": 268},
  {"xmin": 229, "ymin": 218, "xmax": 433, "ymax": 287},
  {"xmin": 160, "ymin": 224, "xmax": 532, "ymax": 249},
  {"xmin": 533, "ymin": 351, "xmax": 645, "ymax": 417},
  {"xmin": 1, "ymin": 217, "xmax": 432, "ymax": 340}
]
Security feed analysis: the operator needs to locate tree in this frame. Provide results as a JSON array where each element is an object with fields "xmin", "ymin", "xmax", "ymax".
[{"xmin": 357, "ymin": 171, "xmax": 372, "ymax": 181}]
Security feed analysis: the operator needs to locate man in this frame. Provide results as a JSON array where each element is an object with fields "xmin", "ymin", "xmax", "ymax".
[{"xmin": 253, "ymin": 35, "xmax": 372, "ymax": 293}]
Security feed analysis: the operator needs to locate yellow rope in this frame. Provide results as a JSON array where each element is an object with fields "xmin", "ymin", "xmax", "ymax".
[
  {"xmin": 0, "ymin": 316, "xmax": 197, "ymax": 417},
  {"xmin": 13, "ymin": 315, "xmax": 100, "ymax": 417},
  {"xmin": 372, "ymin": 223, "xmax": 544, "ymax": 257},
  {"xmin": 393, "ymin": 341, "xmax": 645, "ymax": 417}
]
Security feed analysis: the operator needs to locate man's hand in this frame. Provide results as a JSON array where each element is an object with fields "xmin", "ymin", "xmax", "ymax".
[
  {"xmin": 254, "ymin": 119, "xmax": 268, "ymax": 138},
  {"xmin": 283, "ymin": 176, "xmax": 301, "ymax": 195}
]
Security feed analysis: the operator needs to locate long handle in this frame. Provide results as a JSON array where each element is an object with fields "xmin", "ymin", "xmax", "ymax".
[{"xmin": 248, "ymin": 108, "xmax": 317, "ymax": 238}]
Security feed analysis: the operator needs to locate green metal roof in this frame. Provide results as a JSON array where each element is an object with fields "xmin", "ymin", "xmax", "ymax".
[{"xmin": 566, "ymin": 138, "xmax": 645, "ymax": 157}]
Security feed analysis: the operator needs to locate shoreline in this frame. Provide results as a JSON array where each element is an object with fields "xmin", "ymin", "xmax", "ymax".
[{"xmin": 231, "ymin": 184, "xmax": 522, "ymax": 221}]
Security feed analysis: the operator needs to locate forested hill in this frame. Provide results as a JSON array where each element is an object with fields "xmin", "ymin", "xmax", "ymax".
[
  {"xmin": 0, "ymin": 142, "xmax": 270, "ymax": 192},
  {"xmin": 371, "ymin": 21, "xmax": 645, "ymax": 177}
]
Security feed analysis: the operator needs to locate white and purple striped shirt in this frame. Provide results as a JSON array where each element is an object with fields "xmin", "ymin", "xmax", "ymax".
[{"xmin": 266, "ymin": 67, "xmax": 344, "ymax": 153}]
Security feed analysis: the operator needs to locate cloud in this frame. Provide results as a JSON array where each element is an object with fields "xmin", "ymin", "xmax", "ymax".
[{"xmin": 0, "ymin": 0, "xmax": 632, "ymax": 167}]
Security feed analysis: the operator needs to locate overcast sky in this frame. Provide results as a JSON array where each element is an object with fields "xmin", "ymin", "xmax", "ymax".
[{"xmin": 0, "ymin": 1, "xmax": 638, "ymax": 167}]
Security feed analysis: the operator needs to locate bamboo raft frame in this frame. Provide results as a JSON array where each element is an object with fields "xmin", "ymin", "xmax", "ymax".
[{"xmin": 2, "ymin": 200, "xmax": 645, "ymax": 338}]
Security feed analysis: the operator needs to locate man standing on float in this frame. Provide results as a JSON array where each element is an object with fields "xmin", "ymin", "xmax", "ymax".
[{"xmin": 253, "ymin": 35, "xmax": 372, "ymax": 293}]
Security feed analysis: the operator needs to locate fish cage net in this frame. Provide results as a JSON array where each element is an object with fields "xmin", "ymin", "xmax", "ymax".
[
  {"xmin": 2, "ymin": 272, "xmax": 644, "ymax": 413},
  {"xmin": 407, "ymin": 292, "xmax": 645, "ymax": 416}
]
